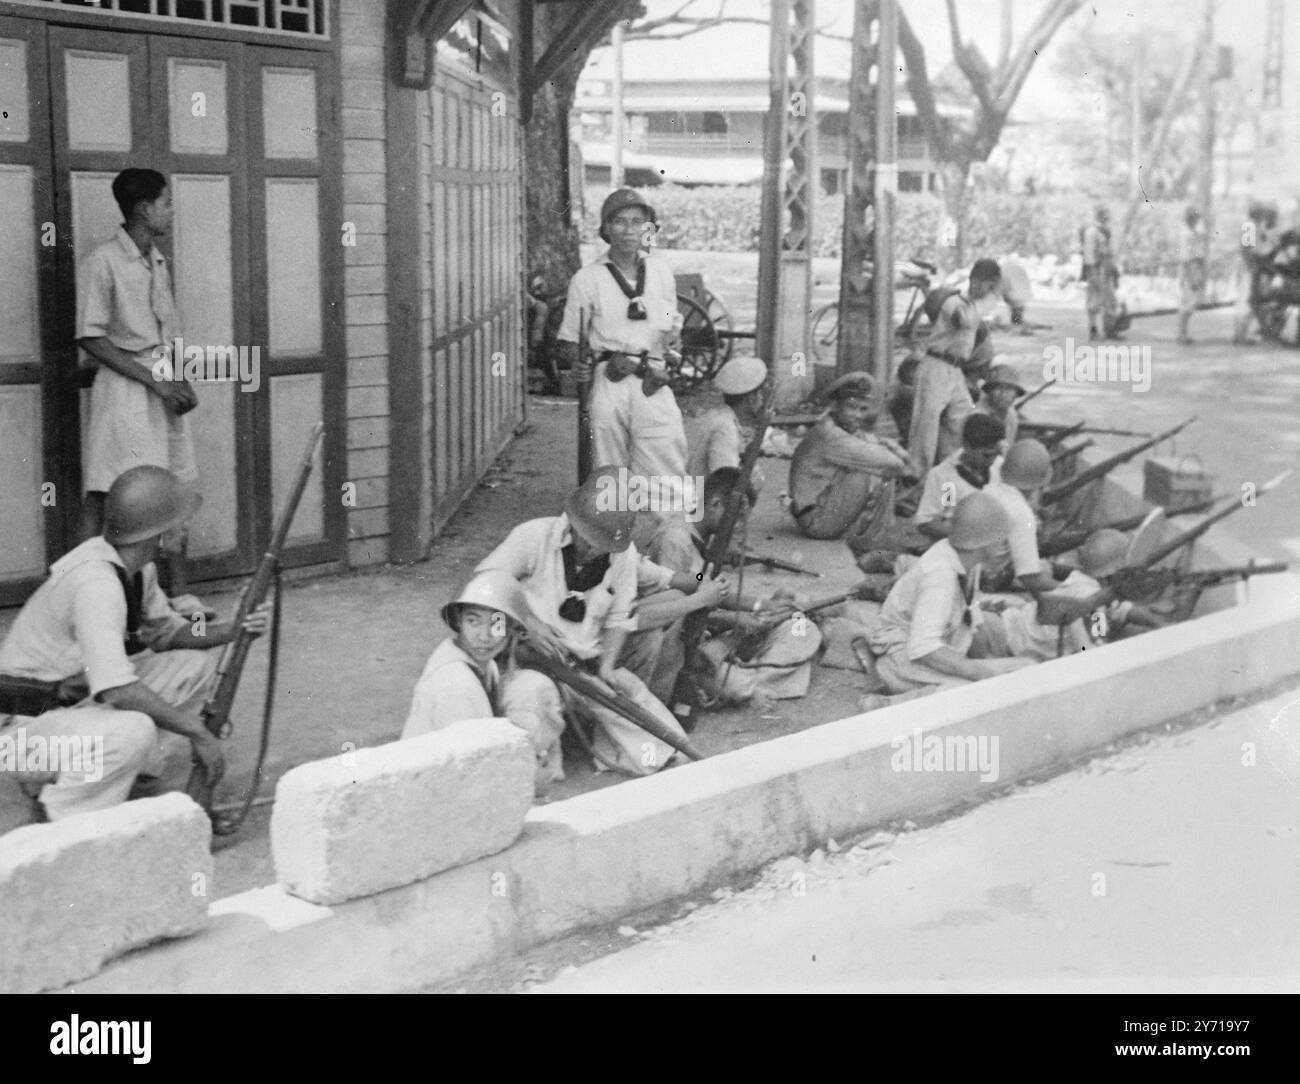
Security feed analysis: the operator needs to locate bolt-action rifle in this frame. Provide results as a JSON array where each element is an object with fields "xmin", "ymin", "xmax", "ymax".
[
  {"xmin": 1051, "ymin": 439, "xmax": 1094, "ymax": 465},
  {"xmin": 1038, "ymin": 497, "xmax": 1217, "ymax": 558},
  {"xmin": 1040, "ymin": 417, "xmax": 1196, "ymax": 507},
  {"xmin": 1013, "ymin": 378, "xmax": 1056, "ymax": 410},
  {"xmin": 1139, "ymin": 469, "xmax": 1292, "ymax": 567},
  {"xmin": 576, "ymin": 306, "xmax": 592, "ymax": 483},
  {"xmin": 1105, "ymin": 561, "xmax": 1288, "ymax": 599},
  {"xmin": 186, "ymin": 422, "xmax": 324, "ymax": 836},
  {"xmin": 739, "ymin": 550, "xmax": 821, "ymax": 577},
  {"xmin": 670, "ymin": 379, "xmax": 776, "ymax": 730},
  {"xmin": 516, "ymin": 646, "xmax": 703, "ymax": 763}
]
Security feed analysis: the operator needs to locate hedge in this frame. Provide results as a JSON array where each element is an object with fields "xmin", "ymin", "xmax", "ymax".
[{"xmin": 584, "ymin": 185, "xmax": 1240, "ymax": 279}]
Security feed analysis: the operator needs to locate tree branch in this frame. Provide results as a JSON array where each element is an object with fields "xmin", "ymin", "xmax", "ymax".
[
  {"xmin": 993, "ymin": 0, "xmax": 1087, "ymax": 116},
  {"xmin": 898, "ymin": 6, "xmax": 955, "ymax": 163}
]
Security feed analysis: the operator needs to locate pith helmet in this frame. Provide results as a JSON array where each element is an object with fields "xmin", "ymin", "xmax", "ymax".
[
  {"xmin": 103, "ymin": 466, "xmax": 202, "ymax": 545},
  {"xmin": 566, "ymin": 465, "xmax": 636, "ymax": 553},
  {"xmin": 984, "ymin": 363, "xmax": 1026, "ymax": 396},
  {"xmin": 1078, "ymin": 528, "xmax": 1129, "ymax": 579},
  {"xmin": 599, "ymin": 187, "xmax": 657, "ymax": 243},
  {"xmin": 999, "ymin": 439, "xmax": 1052, "ymax": 490},
  {"xmin": 713, "ymin": 356, "xmax": 767, "ymax": 396},
  {"xmin": 441, "ymin": 570, "xmax": 533, "ymax": 629},
  {"xmin": 949, "ymin": 492, "xmax": 1010, "ymax": 549}
]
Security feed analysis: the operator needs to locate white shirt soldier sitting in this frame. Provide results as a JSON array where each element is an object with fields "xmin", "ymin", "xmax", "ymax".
[
  {"xmin": 402, "ymin": 571, "xmax": 566, "ymax": 794},
  {"xmin": 864, "ymin": 492, "xmax": 1037, "ymax": 701},
  {"xmin": 0, "ymin": 467, "xmax": 270, "ymax": 825},
  {"xmin": 474, "ymin": 465, "xmax": 691, "ymax": 776}
]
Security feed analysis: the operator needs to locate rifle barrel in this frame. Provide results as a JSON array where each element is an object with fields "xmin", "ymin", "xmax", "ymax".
[
  {"xmin": 1040, "ymin": 417, "xmax": 1196, "ymax": 506},
  {"xmin": 1013, "ymin": 378, "xmax": 1057, "ymax": 410}
]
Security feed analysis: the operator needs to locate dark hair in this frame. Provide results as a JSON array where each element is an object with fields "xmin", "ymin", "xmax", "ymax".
[
  {"xmin": 112, "ymin": 169, "xmax": 168, "ymax": 221},
  {"xmin": 722, "ymin": 391, "xmax": 756, "ymax": 409},
  {"xmin": 962, "ymin": 413, "xmax": 1005, "ymax": 449},
  {"xmin": 970, "ymin": 258, "xmax": 1002, "ymax": 285},
  {"xmin": 704, "ymin": 466, "xmax": 758, "ymax": 509}
]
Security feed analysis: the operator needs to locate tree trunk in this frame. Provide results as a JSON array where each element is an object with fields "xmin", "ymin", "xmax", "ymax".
[
  {"xmin": 938, "ymin": 159, "xmax": 973, "ymax": 269},
  {"xmin": 525, "ymin": 63, "xmax": 583, "ymax": 294}
]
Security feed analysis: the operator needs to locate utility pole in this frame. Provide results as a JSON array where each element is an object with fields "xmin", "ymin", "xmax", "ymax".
[
  {"xmin": 873, "ymin": 0, "xmax": 897, "ymax": 379},
  {"xmin": 834, "ymin": 0, "xmax": 880, "ymax": 388},
  {"xmin": 757, "ymin": 0, "xmax": 816, "ymax": 405},
  {"xmin": 611, "ymin": 20, "xmax": 625, "ymax": 188},
  {"xmin": 1196, "ymin": 0, "xmax": 1214, "ymax": 227}
]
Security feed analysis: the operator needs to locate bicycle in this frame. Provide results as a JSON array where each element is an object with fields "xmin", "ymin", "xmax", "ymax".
[{"xmin": 809, "ymin": 256, "xmax": 940, "ymax": 365}]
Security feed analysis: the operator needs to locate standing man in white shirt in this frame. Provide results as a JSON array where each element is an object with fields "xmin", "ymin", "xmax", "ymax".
[
  {"xmin": 557, "ymin": 188, "xmax": 687, "ymax": 486},
  {"xmin": 75, "ymin": 169, "xmax": 198, "ymax": 548}
]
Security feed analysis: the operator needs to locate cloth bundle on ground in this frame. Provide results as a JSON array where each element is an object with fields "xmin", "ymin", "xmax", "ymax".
[{"xmin": 695, "ymin": 615, "xmax": 824, "ymax": 704}]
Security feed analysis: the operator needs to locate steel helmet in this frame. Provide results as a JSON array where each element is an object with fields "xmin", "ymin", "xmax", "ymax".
[
  {"xmin": 949, "ymin": 492, "xmax": 1011, "ymax": 550},
  {"xmin": 983, "ymin": 363, "xmax": 1026, "ymax": 397},
  {"xmin": 566, "ymin": 465, "xmax": 636, "ymax": 553},
  {"xmin": 102, "ymin": 466, "xmax": 202, "ymax": 545},
  {"xmin": 1077, "ymin": 528, "xmax": 1129, "ymax": 579},
  {"xmin": 441, "ymin": 570, "xmax": 533, "ymax": 629},
  {"xmin": 712, "ymin": 355, "xmax": 767, "ymax": 396},
  {"xmin": 599, "ymin": 187, "xmax": 657, "ymax": 243},
  {"xmin": 999, "ymin": 439, "xmax": 1052, "ymax": 490}
]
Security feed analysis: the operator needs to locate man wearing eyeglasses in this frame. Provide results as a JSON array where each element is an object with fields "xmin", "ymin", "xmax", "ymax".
[{"xmin": 556, "ymin": 188, "xmax": 687, "ymax": 483}]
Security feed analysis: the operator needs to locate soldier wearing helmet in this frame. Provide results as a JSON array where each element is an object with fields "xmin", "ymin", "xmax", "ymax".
[
  {"xmin": 864, "ymin": 492, "xmax": 1037, "ymax": 695},
  {"xmin": 975, "ymin": 361, "xmax": 1025, "ymax": 446},
  {"xmin": 0, "ymin": 466, "xmax": 271, "ymax": 823},
  {"xmin": 472, "ymin": 465, "xmax": 690, "ymax": 776},
  {"xmin": 402, "ymin": 570, "xmax": 567, "ymax": 792},
  {"xmin": 555, "ymin": 188, "xmax": 687, "ymax": 485}
]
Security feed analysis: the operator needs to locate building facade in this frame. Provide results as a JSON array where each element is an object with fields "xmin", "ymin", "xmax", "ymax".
[{"xmin": 0, "ymin": 0, "xmax": 543, "ymax": 605}]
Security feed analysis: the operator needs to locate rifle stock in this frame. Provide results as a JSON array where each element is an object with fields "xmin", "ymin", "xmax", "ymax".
[{"xmin": 1040, "ymin": 417, "xmax": 1195, "ymax": 506}]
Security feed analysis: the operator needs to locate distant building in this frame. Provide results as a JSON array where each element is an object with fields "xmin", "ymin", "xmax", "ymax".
[{"xmin": 576, "ymin": 74, "xmax": 962, "ymax": 193}]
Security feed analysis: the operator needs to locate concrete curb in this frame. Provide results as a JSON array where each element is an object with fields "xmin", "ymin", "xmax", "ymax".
[{"xmin": 68, "ymin": 589, "xmax": 1300, "ymax": 993}]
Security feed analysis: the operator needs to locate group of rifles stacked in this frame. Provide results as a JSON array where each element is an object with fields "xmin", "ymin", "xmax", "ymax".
[{"xmin": 401, "ymin": 188, "xmax": 1289, "ymax": 797}]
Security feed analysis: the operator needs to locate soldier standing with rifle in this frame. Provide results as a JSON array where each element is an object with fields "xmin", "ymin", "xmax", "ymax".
[
  {"xmin": 0, "ymin": 467, "xmax": 270, "ymax": 826},
  {"xmin": 556, "ymin": 188, "xmax": 685, "ymax": 485}
]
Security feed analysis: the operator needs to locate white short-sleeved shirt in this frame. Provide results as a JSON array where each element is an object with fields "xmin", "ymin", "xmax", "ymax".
[
  {"xmin": 985, "ymin": 482, "xmax": 1041, "ymax": 578},
  {"xmin": 914, "ymin": 452, "xmax": 979, "ymax": 527},
  {"xmin": 474, "ymin": 514, "xmax": 670, "ymax": 660},
  {"xmin": 869, "ymin": 539, "xmax": 976, "ymax": 661},
  {"xmin": 0, "ymin": 538, "xmax": 185, "ymax": 698},
  {"xmin": 556, "ymin": 252, "xmax": 681, "ymax": 356},
  {"xmin": 401, "ymin": 638, "xmax": 498, "ymax": 740}
]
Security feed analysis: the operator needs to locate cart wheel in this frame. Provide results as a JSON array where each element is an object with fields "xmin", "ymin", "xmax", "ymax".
[
  {"xmin": 810, "ymin": 301, "xmax": 839, "ymax": 364},
  {"xmin": 672, "ymin": 293, "xmax": 723, "ymax": 393},
  {"xmin": 698, "ymin": 287, "xmax": 735, "ymax": 368}
]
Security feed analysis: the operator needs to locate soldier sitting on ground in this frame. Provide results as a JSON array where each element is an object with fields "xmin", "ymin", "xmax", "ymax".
[
  {"xmin": 473, "ymin": 465, "xmax": 690, "ymax": 776},
  {"xmin": 913, "ymin": 414, "xmax": 1006, "ymax": 543},
  {"xmin": 974, "ymin": 362, "xmax": 1024, "ymax": 447},
  {"xmin": 0, "ymin": 467, "xmax": 270, "ymax": 824},
  {"xmin": 863, "ymin": 492, "xmax": 1036, "ymax": 699},
  {"xmin": 788, "ymin": 372, "xmax": 913, "ymax": 541},
  {"xmin": 402, "ymin": 570, "xmax": 568, "ymax": 794}
]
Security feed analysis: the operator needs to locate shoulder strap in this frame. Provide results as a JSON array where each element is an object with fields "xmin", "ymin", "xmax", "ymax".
[{"xmin": 111, "ymin": 564, "xmax": 147, "ymax": 656}]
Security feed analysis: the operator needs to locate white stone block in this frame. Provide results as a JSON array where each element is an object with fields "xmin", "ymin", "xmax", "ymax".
[
  {"xmin": 0, "ymin": 793, "xmax": 212, "ymax": 994},
  {"xmin": 271, "ymin": 718, "xmax": 534, "ymax": 906}
]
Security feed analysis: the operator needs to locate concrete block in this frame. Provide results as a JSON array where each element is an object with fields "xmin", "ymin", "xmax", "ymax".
[
  {"xmin": 271, "ymin": 719, "xmax": 534, "ymax": 906},
  {"xmin": 0, "ymin": 793, "xmax": 211, "ymax": 993}
]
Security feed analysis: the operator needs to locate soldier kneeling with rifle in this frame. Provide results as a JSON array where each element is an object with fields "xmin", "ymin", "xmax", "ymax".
[
  {"xmin": 403, "ymin": 570, "xmax": 566, "ymax": 794},
  {"xmin": 473, "ymin": 466, "xmax": 694, "ymax": 777},
  {"xmin": 0, "ymin": 467, "xmax": 270, "ymax": 825}
]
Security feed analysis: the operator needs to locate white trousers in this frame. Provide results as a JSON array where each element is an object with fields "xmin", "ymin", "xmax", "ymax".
[{"xmin": 0, "ymin": 649, "xmax": 218, "ymax": 822}]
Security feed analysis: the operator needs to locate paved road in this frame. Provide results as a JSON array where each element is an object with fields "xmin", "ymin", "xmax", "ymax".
[{"xmin": 531, "ymin": 683, "xmax": 1300, "ymax": 993}]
